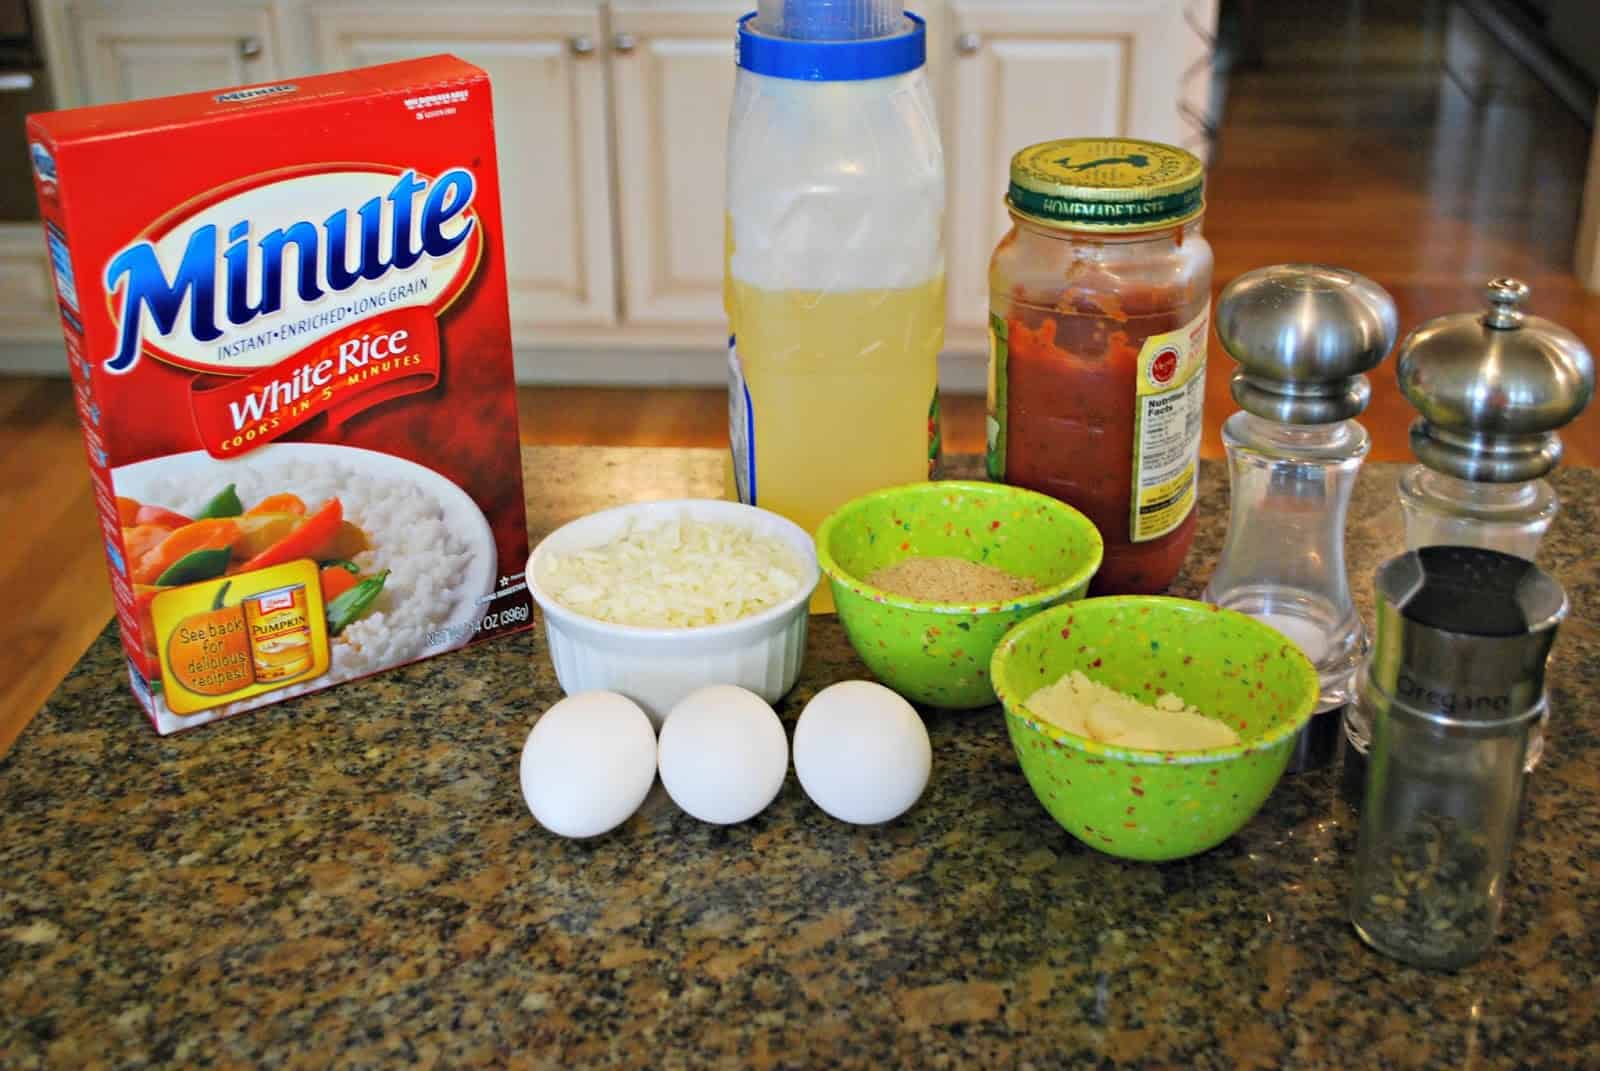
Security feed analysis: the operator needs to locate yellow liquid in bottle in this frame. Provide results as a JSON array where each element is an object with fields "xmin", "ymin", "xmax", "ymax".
[{"xmin": 726, "ymin": 276, "xmax": 944, "ymax": 613}]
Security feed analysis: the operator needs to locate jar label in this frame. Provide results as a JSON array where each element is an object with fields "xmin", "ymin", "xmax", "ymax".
[
  {"xmin": 727, "ymin": 335, "xmax": 757, "ymax": 505},
  {"xmin": 985, "ymin": 314, "xmax": 1007, "ymax": 480},
  {"xmin": 1129, "ymin": 308, "xmax": 1208, "ymax": 542}
]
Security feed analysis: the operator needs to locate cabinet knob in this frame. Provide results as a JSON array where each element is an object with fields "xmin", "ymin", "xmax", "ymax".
[
  {"xmin": 612, "ymin": 32, "xmax": 637, "ymax": 54},
  {"xmin": 570, "ymin": 35, "xmax": 596, "ymax": 56},
  {"xmin": 955, "ymin": 32, "xmax": 981, "ymax": 55},
  {"xmin": 238, "ymin": 36, "xmax": 264, "ymax": 61}
]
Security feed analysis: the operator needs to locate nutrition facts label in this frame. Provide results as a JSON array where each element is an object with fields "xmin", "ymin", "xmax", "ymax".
[
  {"xmin": 1130, "ymin": 309, "xmax": 1208, "ymax": 542},
  {"xmin": 45, "ymin": 221, "xmax": 79, "ymax": 314}
]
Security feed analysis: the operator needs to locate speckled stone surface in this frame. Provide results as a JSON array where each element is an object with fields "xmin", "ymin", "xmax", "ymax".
[{"xmin": 2, "ymin": 448, "xmax": 1597, "ymax": 1070}]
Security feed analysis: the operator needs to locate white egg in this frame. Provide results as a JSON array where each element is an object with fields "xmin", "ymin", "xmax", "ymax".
[
  {"xmin": 794, "ymin": 680, "xmax": 931, "ymax": 825},
  {"xmin": 520, "ymin": 691, "xmax": 657, "ymax": 839},
  {"xmin": 657, "ymin": 684, "xmax": 788, "ymax": 825}
]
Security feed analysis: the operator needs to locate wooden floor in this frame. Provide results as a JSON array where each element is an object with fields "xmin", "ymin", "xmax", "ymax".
[{"xmin": 2, "ymin": 0, "xmax": 1597, "ymax": 755}]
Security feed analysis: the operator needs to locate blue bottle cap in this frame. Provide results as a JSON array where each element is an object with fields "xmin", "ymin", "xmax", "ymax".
[{"xmin": 735, "ymin": 11, "xmax": 926, "ymax": 82}]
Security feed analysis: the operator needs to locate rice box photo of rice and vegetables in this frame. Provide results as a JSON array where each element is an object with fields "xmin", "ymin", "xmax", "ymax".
[
  {"xmin": 28, "ymin": 56, "xmax": 534, "ymax": 733},
  {"xmin": 113, "ymin": 444, "xmax": 501, "ymax": 723}
]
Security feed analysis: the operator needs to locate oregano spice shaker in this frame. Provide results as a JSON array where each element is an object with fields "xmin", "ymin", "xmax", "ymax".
[{"xmin": 1349, "ymin": 546, "xmax": 1566, "ymax": 970}]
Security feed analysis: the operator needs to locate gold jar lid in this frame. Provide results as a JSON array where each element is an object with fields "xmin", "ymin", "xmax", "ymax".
[{"xmin": 1007, "ymin": 137, "xmax": 1205, "ymax": 232}]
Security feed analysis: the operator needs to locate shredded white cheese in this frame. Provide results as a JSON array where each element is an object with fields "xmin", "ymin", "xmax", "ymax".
[{"xmin": 539, "ymin": 515, "xmax": 805, "ymax": 628}]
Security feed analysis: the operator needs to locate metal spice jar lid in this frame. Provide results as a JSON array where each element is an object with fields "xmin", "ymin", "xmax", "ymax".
[
  {"xmin": 1006, "ymin": 138, "xmax": 1204, "ymax": 233},
  {"xmin": 1368, "ymin": 545, "xmax": 1567, "ymax": 727},
  {"xmin": 1397, "ymin": 278, "xmax": 1595, "ymax": 483}
]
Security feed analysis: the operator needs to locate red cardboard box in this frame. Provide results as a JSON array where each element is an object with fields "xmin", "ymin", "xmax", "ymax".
[{"xmin": 28, "ymin": 56, "xmax": 533, "ymax": 734}]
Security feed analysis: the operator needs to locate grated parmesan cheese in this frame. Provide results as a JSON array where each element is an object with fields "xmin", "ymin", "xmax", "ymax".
[{"xmin": 539, "ymin": 515, "xmax": 805, "ymax": 628}]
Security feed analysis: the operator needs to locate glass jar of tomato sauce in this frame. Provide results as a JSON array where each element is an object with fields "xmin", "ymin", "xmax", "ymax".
[{"xmin": 987, "ymin": 138, "xmax": 1212, "ymax": 595}]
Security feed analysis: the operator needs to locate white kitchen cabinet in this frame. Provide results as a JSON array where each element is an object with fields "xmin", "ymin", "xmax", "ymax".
[
  {"xmin": 942, "ymin": 0, "xmax": 1218, "ymax": 336},
  {"xmin": 0, "ymin": 229, "xmax": 66, "ymax": 344},
  {"xmin": 608, "ymin": 2, "xmax": 743, "ymax": 333},
  {"xmin": 8, "ymin": 0, "xmax": 1217, "ymax": 383},
  {"xmin": 0, "ymin": 2, "xmax": 305, "ymax": 368},
  {"xmin": 47, "ymin": 1, "xmax": 285, "ymax": 106},
  {"xmin": 307, "ymin": 3, "xmax": 619, "ymax": 333}
]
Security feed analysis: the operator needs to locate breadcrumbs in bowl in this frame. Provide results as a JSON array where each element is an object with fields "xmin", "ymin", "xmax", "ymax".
[{"xmin": 815, "ymin": 480, "xmax": 1103, "ymax": 709}]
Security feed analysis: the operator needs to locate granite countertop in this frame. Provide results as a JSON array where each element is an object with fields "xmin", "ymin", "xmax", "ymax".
[{"xmin": 3, "ymin": 448, "xmax": 1597, "ymax": 1069}]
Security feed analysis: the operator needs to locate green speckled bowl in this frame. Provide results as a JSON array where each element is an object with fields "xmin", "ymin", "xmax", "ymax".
[
  {"xmin": 990, "ymin": 597, "xmax": 1319, "ymax": 862},
  {"xmin": 815, "ymin": 481, "xmax": 1103, "ymax": 709}
]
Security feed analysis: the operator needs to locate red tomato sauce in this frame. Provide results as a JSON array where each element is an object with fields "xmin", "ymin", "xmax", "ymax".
[{"xmin": 1000, "ymin": 284, "xmax": 1204, "ymax": 594}]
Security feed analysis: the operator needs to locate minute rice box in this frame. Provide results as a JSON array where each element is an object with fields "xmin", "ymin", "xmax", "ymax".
[{"xmin": 27, "ymin": 56, "xmax": 534, "ymax": 734}]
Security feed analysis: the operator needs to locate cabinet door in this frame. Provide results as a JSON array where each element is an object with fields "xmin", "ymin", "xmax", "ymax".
[
  {"xmin": 943, "ymin": 0, "xmax": 1216, "ymax": 334},
  {"xmin": 0, "ymin": 228, "xmax": 66, "ymax": 343},
  {"xmin": 309, "ymin": 3, "xmax": 618, "ymax": 333},
  {"xmin": 61, "ymin": 2, "xmax": 281, "ymax": 105},
  {"xmin": 609, "ymin": 2, "xmax": 744, "ymax": 332}
]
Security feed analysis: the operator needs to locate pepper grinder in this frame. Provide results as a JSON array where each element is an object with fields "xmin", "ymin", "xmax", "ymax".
[
  {"xmin": 1349, "ymin": 546, "xmax": 1566, "ymax": 970},
  {"xmin": 1348, "ymin": 279, "xmax": 1594, "ymax": 772},
  {"xmin": 1203, "ymin": 264, "xmax": 1399, "ymax": 771},
  {"xmin": 1395, "ymin": 278, "xmax": 1594, "ymax": 562}
]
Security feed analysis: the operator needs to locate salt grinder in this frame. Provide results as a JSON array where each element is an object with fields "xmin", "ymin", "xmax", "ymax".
[
  {"xmin": 1349, "ymin": 546, "xmax": 1566, "ymax": 970},
  {"xmin": 1352, "ymin": 278, "xmax": 1594, "ymax": 772},
  {"xmin": 1203, "ymin": 264, "xmax": 1398, "ymax": 772}
]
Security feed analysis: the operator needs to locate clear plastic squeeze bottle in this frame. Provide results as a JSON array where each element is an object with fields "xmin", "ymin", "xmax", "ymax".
[{"xmin": 725, "ymin": 0, "xmax": 946, "ymax": 612}]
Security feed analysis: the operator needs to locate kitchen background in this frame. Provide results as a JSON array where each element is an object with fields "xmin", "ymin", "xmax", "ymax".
[{"xmin": 0, "ymin": 0, "xmax": 1597, "ymax": 753}]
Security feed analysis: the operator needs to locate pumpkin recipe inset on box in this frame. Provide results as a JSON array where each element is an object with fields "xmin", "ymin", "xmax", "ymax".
[{"xmin": 154, "ymin": 562, "xmax": 331, "ymax": 715}]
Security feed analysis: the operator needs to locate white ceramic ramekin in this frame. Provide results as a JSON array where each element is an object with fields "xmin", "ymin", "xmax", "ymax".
[{"xmin": 527, "ymin": 498, "xmax": 820, "ymax": 727}]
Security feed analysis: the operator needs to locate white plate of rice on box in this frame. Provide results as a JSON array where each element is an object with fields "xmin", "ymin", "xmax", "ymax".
[{"xmin": 112, "ymin": 443, "xmax": 498, "ymax": 722}]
